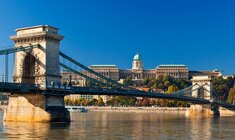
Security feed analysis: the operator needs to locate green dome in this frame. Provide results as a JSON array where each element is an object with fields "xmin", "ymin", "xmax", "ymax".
[{"xmin": 133, "ymin": 53, "xmax": 142, "ymax": 61}]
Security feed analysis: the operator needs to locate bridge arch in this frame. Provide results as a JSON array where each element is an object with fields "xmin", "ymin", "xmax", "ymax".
[{"xmin": 21, "ymin": 52, "xmax": 36, "ymax": 83}]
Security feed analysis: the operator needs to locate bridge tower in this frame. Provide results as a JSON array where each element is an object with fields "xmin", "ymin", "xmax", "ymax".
[
  {"xmin": 191, "ymin": 76, "xmax": 213, "ymax": 100},
  {"xmin": 4, "ymin": 25, "xmax": 70, "ymax": 122},
  {"xmin": 186, "ymin": 76, "xmax": 219, "ymax": 117}
]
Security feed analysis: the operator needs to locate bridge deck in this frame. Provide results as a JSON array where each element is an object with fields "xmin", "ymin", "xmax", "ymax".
[{"xmin": 0, "ymin": 82, "xmax": 211, "ymax": 104}]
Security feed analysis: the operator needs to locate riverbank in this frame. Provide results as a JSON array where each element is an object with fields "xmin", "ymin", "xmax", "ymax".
[{"xmin": 86, "ymin": 106, "xmax": 188, "ymax": 115}]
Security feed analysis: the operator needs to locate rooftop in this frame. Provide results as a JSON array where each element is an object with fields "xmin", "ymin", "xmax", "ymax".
[
  {"xmin": 157, "ymin": 64, "xmax": 187, "ymax": 69},
  {"xmin": 89, "ymin": 65, "xmax": 119, "ymax": 68},
  {"xmin": 16, "ymin": 25, "xmax": 59, "ymax": 32},
  {"xmin": 158, "ymin": 64, "xmax": 186, "ymax": 67}
]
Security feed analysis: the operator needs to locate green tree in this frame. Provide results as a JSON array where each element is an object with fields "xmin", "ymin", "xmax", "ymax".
[
  {"xmin": 163, "ymin": 75, "xmax": 173, "ymax": 83},
  {"xmin": 86, "ymin": 79, "xmax": 95, "ymax": 87},
  {"xmin": 158, "ymin": 83, "xmax": 164, "ymax": 89},
  {"xmin": 97, "ymin": 98, "xmax": 105, "ymax": 106},
  {"xmin": 143, "ymin": 78, "xmax": 150, "ymax": 86},
  {"xmin": 106, "ymin": 99, "xmax": 113, "ymax": 106},
  {"xmin": 164, "ymin": 81, "xmax": 171, "ymax": 88},
  {"xmin": 212, "ymin": 76, "xmax": 235, "ymax": 100},
  {"xmin": 88, "ymin": 98, "xmax": 98, "ymax": 106},
  {"xmin": 227, "ymin": 85, "xmax": 235, "ymax": 104},
  {"xmin": 124, "ymin": 76, "xmax": 133, "ymax": 85}
]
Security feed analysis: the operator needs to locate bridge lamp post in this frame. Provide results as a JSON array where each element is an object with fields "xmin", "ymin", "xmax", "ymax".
[
  {"xmin": 1, "ymin": 75, "xmax": 4, "ymax": 82},
  {"xmin": 5, "ymin": 53, "xmax": 8, "ymax": 82}
]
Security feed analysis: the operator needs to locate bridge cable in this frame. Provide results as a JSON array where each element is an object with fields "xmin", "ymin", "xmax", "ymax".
[
  {"xmin": 0, "ymin": 44, "xmax": 39, "ymax": 56},
  {"xmin": 59, "ymin": 51, "xmax": 142, "ymax": 92},
  {"xmin": 60, "ymin": 62, "xmax": 118, "ymax": 88}
]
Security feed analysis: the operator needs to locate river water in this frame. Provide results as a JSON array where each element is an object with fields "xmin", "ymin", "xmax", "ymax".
[{"xmin": 0, "ymin": 111, "xmax": 234, "ymax": 140}]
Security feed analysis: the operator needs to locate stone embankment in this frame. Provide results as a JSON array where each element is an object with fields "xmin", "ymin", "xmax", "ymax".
[
  {"xmin": 219, "ymin": 107, "xmax": 235, "ymax": 117},
  {"xmin": 0, "ymin": 105, "xmax": 7, "ymax": 111},
  {"xmin": 86, "ymin": 106, "xmax": 187, "ymax": 115}
]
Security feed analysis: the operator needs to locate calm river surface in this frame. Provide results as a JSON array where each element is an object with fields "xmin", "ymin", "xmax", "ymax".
[{"xmin": 0, "ymin": 111, "xmax": 235, "ymax": 140}]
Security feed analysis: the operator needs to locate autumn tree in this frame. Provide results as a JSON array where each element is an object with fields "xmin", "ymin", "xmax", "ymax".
[{"xmin": 167, "ymin": 85, "xmax": 179, "ymax": 93}]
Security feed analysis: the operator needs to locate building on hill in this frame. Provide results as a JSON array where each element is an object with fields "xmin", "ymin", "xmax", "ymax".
[
  {"xmin": 156, "ymin": 64, "xmax": 189, "ymax": 79},
  {"xmin": 62, "ymin": 53, "xmax": 222, "ymax": 102},
  {"xmin": 61, "ymin": 53, "xmax": 223, "ymax": 84},
  {"xmin": 86, "ymin": 65, "xmax": 120, "ymax": 80},
  {"xmin": 189, "ymin": 69, "xmax": 222, "ymax": 78}
]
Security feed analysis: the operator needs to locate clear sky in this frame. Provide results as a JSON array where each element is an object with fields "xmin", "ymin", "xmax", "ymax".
[{"xmin": 0, "ymin": 0, "xmax": 235, "ymax": 79}]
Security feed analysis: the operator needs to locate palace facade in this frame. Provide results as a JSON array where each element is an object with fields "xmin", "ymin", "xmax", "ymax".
[{"xmin": 87, "ymin": 53, "xmax": 189, "ymax": 81}]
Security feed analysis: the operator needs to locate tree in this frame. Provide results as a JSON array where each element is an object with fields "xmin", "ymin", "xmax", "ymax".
[
  {"xmin": 86, "ymin": 79, "xmax": 95, "ymax": 87},
  {"xmin": 142, "ymin": 98, "xmax": 150, "ymax": 106},
  {"xmin": 163, "ymin": 75, "xmax": 173, "ymax": 83},
  {"xmin": 157, "ymin": 75, "xmax": 164, "ymax": 82},
  {"xmin": 64, "ymin": 98, "xmax": 69, "ymax": 105},
  {"xmin": 106, "ymin": 100, "xmax": 113, "ymax": 106},
  {"xmin": 152, "ymin": 83, "xmax": 157, "ymax": 89},
  {"xmin": 158, "ymin": 83, "xmax": 164, "ymax": 89},
  {"xmin": 136, "ymin": 99, "xmax": 143, "ymax": 106},
  {"xmin": 213, "ymin": 76, "xmax": 235, "ymax": 100},
  {"xmin": 167, "ymin": 85, "xmax": 178, "ymax": 93},
  {"xmin": 164, "ymin": 81, "xmax": 171, "ymax": 88},
  {"xmin": 73, "ymin": 98, "xmax": 81, "ymax": 105},
  {"xmin": 143, "ymin": 78, "xmax": 150, "ymax": 86},
  {"xmin": 227, "ymin": 85, "xmax": 235, "ymax": 104},
  {"xmin": 88, "ymin": 98, "xmax": 98, "ymax": 106},
  {"xmin": 150, "ymin": 99, "xmax": 155, "ymax": 106},
  {"xmin": 97, "ymin": 98, "xmax": 105, "ymax": 106},
  {"xmin": 124, "ymin": 76, "xmax": 133, "ymax": 85}
]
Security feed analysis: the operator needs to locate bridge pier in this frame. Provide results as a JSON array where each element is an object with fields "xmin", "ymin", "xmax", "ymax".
[
  {"xmin": 4, "ymin": 25, "xmax": 71, "ymax": 122},
  {"xmin": 4, "ymin": 94, "xmax": 70, "ymax": 122},
  {"xmin": 185, "ymin": 104, "xmax": 220, "ymax": 117},
  {"xmin": 186, "ymin": 76, "xmax": 220, "ymax": 117}
]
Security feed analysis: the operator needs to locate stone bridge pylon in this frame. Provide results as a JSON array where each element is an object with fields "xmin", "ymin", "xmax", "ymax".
[
  {"xmin": 4, "ymin": 25, "xmax": 70, "ymax": 122},
  {"xmin": 11, "ymin": 25, "xmax": 63, "ymax": 84},
  {"xmin": 186, "ymin": 76, "xmax": 220, "ymax": 117},
  {"xmin": 191, "ymin": 75, "xmax": 213, "ymax": 100}
]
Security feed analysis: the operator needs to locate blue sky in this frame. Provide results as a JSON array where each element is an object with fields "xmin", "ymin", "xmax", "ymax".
[{"xmin": 0, "ymin": 0, "xmax": 235, "ymax": 79}]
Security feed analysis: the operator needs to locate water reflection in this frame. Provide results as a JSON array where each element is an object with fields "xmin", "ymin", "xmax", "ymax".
[
  {"xmin": 2, "ymin": 122, "xmax": 70, "ymax": 139},
  {"xmin": 189, "ymin": 117, "xmax": 212, "ymax": 140},
  {"xmin": 0, "ymin": 112, "xmax": 235, "ymax": 139}
]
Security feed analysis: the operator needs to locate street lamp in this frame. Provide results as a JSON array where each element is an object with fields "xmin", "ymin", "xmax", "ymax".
[{"xmin": 1, "ymin": 75, "xmax": 4, "ymax": 82}]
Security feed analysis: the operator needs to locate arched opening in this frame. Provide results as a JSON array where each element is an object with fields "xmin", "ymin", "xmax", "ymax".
[
  {"xmin": 22, "ymin": 52, "xmax": 36, "ymax": 83},
  {"xmin": 198, "ymin": 87, "xmax": 205, "ymax": 99}
]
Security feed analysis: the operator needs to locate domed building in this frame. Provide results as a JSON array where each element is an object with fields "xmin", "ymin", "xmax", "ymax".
[
  {"xmin": 119, "ymin": 53, "xmax": 156, "ymax": 80},
  {"xmin": 132, "ymin": 53, "xmax": 143, "ymax": 70}
]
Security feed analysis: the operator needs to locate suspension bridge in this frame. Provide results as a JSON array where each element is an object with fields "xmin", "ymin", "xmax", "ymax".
[{"xmin": 0, "ymin": 25, "xmax": 234, "ymax": 122}]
